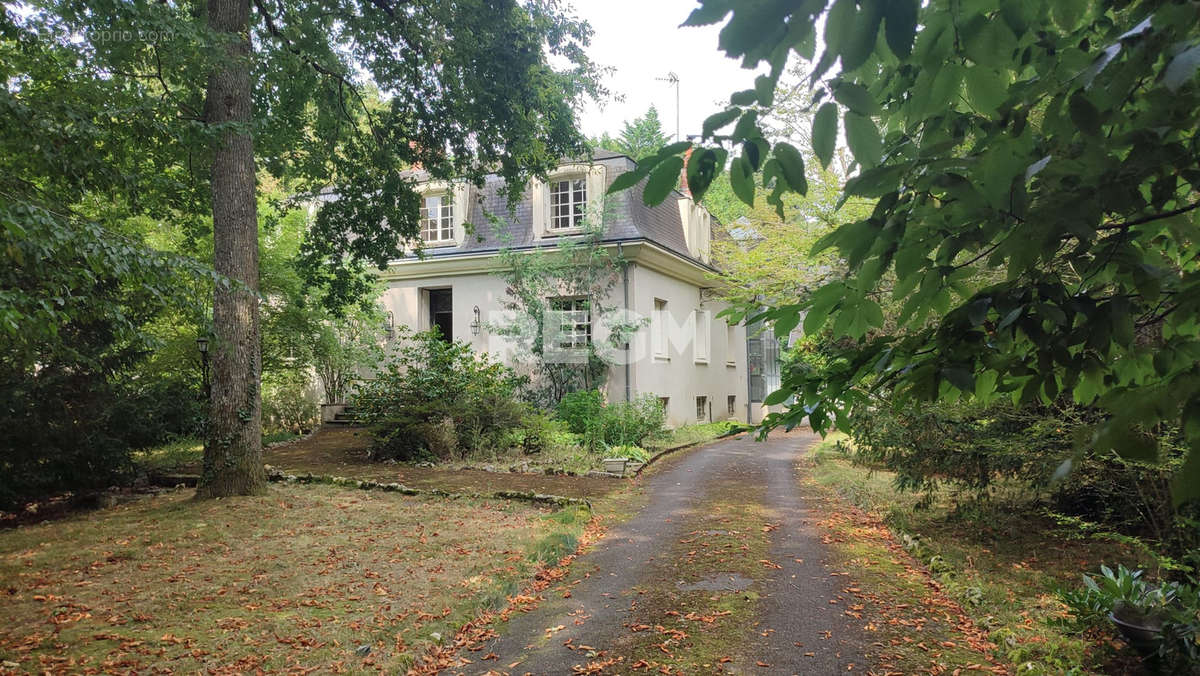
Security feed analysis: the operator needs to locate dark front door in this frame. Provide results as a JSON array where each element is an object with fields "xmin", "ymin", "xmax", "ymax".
[{"xmin": 429, "ymin": 288, "xmax": 453, "ymax": 341}]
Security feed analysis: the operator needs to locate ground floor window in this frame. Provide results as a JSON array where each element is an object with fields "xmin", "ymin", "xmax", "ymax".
[
  {"xmin": 727, "ymin": 395, "xmax": 736, "ymax": 416},
  {"xmin": 550, "ymin": 296, "xmax": 591, "ymax": 349},
  {"xmin": 696, "ymin": 395, "xmax": 708, "ymax": 421}
]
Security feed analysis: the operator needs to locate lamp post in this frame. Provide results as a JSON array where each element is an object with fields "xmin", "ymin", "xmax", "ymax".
[{"xmin": 196, "ymin": 335, "xmax": 210, "ymax": 399}]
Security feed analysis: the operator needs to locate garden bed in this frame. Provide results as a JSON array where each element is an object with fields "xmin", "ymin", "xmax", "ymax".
[
  {"xmin": 806, "ymin": 438, "xmax": 1145, "ymax": 673},
  {"xmin": 135, "ymin": 427, "xmax": 620, "ymax": 500}
]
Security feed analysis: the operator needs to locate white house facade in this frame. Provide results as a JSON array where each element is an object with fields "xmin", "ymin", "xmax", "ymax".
[{"xmin": 375, "ymin": 151, "xmax": 778, "ymax": 428}]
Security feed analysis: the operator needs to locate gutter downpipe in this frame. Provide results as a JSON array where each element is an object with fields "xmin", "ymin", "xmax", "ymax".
[{"xmin": 620, "ymin": 243, "xmax": 631, "ymax": 403}]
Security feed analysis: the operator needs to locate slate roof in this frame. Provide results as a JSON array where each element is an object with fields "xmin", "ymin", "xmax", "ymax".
[{"xmin": 409, "ymin": 150, "xmax": 711, "ymax": 268}]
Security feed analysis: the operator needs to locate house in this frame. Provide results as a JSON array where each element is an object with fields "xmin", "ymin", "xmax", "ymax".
[{"xmin": 376, "ymin": 150, "xmax": 778, "ymax": 428}]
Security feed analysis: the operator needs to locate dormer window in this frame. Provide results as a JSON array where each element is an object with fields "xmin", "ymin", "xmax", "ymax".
[
  {"xmin": 420, "ymin": 192, "xmax": 455, "ymax": 243},
  {"xmin": 549, "ymin": 177, "xmax": 587, "ymax": 231},
  {"xmin": 412, "ymin": 181, "xmax": 469, "ymax": 248},
  {"xmin": 532, "ymin": 164, "xmax": 605, "ymax": 238}
]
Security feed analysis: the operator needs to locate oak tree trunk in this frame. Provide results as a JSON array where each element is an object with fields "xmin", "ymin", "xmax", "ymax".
[{"xmin": 197, "ymin": 0, "xmax": 266, "ymax": 498}]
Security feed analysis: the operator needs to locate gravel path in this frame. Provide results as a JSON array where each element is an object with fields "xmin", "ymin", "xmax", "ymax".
[{"xmin": 468, "ymin": 430, "xmax": 865, "ymax": 674}]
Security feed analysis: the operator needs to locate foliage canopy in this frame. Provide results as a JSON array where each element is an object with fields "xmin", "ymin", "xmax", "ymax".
[{"xmin": 617, "ymin": 0, "xmax": 1200, "ymax": 503}]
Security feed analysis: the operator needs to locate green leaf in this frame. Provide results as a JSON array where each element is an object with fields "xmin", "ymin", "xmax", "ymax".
[
  {"xmin": 833, "ymin": 82, "xmax": 879, "ymax": 116},
  {"xmin": 823, "ymin": 0, "xmax": 855, "ymax": 63},
  {"xmin": 1068, "ymin": 92, "xmax": 1102, "ymax": 137},
  {"xmin": 1164, "ymin": 44, "xmax": 1200, "ymax": 93},
  {"xmin": 656, "ymin": 140, "xmax": 694, "ymax": 157},
  {"xmin": 608, "ymin": 165, "xmax": 650, "ymax": 194},
  {"xmin": 754, "ymin": 73, "xmax": 777, "ymax": 107},
  {"xmin": 685, "ymin": 147, "xmax": 722, "ymax": 201},
  {"xmin": 764, "ymin": 387, "xmax": 790, "ymax": 406},
  {"xmin": 844, "ymin": 112, "xmax": 882, "ymax": 168},
  {"xmin": 1172, "ymin": 444, "xmax": 1200, "ymax": 507},
  {"xmin": 965, "ymin": 67, "xmax": 1009, "ymax": 115},
  {"xmin": 844, "ymin": 164, "xmax": 906, "ymax": 197},
  {"xmin": 884, "ymin": 0, "xmax": 918, "ymax": 59},
  {"xmin": 924, "ymin": 63, "xmax": 963, "ymax": 116},
  {"xmin": 1099, "ymin": 424, "xmax": 1159, "ymax": 462},
  {"xmin": 803, "ymin": 282, "xmax": 845, "ymax": 334},
  {"xmin": 702, "ymin": 108, "xmax": 741, "ymax": 138},
  {"xmin": 772, "ymin": 142, "xmax": 808, "ymax": 195},
  {"xmin": 774, "ymin": 310, "xmax": 801, "ymax": 338},
  {"xmin": 1051, "ymin": 0, "xmax": 1087, "ymax": 31},
  {"xmin": 730, "ymin": 89, "xmax": 758, "ymax": 106},
  {"xmin": 682, "ymin": 1, "xmax": 732, "ymax": 27},
  {"xmin": 839, "ymin": 3, "xmax": 882, "ymax": 73},
  {"xmin": 812, "ymin": 103, "xmax": 838, "ymax": 170},
  {"xmin": 964, "ymin": 20, "xmax": 1018, "ymax": 69},
  {"xmin": 730, "ymin": 154, "xmax": 755, "ymax": 206},
  {"xmin": 942, "ymin": 366, "xmax": 975, "ymax": 392},
  {"xmin": 642, "ymin": 156, "xmax": 684, "ymax": 206}
]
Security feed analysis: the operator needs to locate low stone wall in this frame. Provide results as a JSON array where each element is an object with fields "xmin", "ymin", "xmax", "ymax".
[{"xmin": 263, "ymin": 466, "xmax": 591, "ymax": 509}]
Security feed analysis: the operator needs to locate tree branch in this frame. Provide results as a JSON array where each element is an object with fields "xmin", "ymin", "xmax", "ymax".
[
  {"xmin": 250, "ymin": 0, "xmax": 383, "ymax": 143},
  {"xmin": 1097, "ymin": 201, "xmax": 1200, "ymax": 231}
]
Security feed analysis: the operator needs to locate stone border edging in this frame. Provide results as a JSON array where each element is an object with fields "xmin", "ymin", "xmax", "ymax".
[
  {"xmin": 633, "ymin": 427, "xmax": 749, "ymax": 477},
  {"xmin": 263, "ymin": 467, "xmax": 592, "ymax": 510}
]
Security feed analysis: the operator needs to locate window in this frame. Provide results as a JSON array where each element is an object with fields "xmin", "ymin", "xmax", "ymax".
[
  {"xmin": 427, "ymin": 288, "xmax": 453, "ymax": 341},
  {"xmin": 550, "ymin": 297, "xmax": 591, "ymax": 349},
  {"xmin": 695, "ymin": 395, "xmax": 708, "ymax": 421},
  {"xmin": 549, "ymin": 177, "xmax": 587, "ymax": 230},
  {"xmin": 653, "ymin": 299, "xmax": 668, "ymax": 359},
  {"xmin": 726, "ymin": 321, "xmax": 737, "ymax": 366},
  {"xmin": 420, "ymin": 192, "xmax": 455, "ymax": 243},
  {"xmin": 658, "ymin": 397, "xmax": 670, "ymax": 412},
  {"xmin": 728, "ymin": 395, "xmax": 736, "ymax": 416},
  {"xmin": 694, "ymin": 309, "xmax": 711, "ymax": 363}
]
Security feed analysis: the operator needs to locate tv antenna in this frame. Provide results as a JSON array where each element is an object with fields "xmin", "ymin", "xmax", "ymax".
[{"xmin": 656, "ymin": 72, "xmax": 680, "ymax": 142}]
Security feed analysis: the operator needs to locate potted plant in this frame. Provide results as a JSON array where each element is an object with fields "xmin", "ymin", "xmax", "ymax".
[{"xmin": 1065, "ymin": 565, "xmax": 1180, "ymax": 655}]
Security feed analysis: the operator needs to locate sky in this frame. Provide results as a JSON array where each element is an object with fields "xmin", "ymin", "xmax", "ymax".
[{"xmin": 567, "ymin": 0, "xmax": 764, "ymax": 142}]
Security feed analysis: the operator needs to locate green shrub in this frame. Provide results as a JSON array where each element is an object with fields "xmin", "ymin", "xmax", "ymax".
[
  {"xmin": 556, "ymin": 389, "xmax": 605, "ymax": 435},
  {"xmin": 609, "ymin": 445, "xmax": 649, "ymax": 463},
  {"xmin": 353, "ymin": 328, "xmax": 532, "ymax": 461},
  {"xmin": 552, "ymin": 391, "xmax": 665, "ymax": 452},
  {"xmin": 599, "ymin": 394, "xmax": 666, "ymax": 448},
  {"xmin": 261, "ymin": 373, "xmax": 319, "ymax": 435}
]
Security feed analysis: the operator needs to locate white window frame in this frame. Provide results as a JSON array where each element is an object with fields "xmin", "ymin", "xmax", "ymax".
[
  {"xmin": 548, "ymin": 176, "xmax": 588, "ymax": 231},
  {"xmin": 549, "ymin": 296, "xmax": 592, "ymax": 350},
  {"xmin": 419, "ymin": 191, "xmax": 455, "ymax": 244},
  {"xmin": 695, "ymin": 395, "xmax": 708, "ymax": 421},
  {"xmin": 726, "ymin": 320, "xmax": 738, "ymax": 367},
  {"xmin": 415, "ymin": 180, "xmax": 469, "ymax": 247},
  {"xmin": 694, "ymin": 309, "xmax": 711, "ymax": 364},
  {"xmin": 532, "ymin": 163, "xmax": 606, "ymax": 238},
  {"xmin": 653, "ymin": 298, "xmax": 669, "ymax": 360},
  {"xmin": 727, "ymin": 395, "xmax": 736, "ymax": 416}
]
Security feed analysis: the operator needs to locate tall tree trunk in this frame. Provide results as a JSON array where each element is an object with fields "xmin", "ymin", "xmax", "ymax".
[{"xmin": 197, "ymin": 0, "xmax": 265, "ymax": 498}]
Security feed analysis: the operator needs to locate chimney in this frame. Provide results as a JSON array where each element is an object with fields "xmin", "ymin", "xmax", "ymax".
[{"xmin": 679, "ymin": 146, "xmax": 694, "ymax": 198}]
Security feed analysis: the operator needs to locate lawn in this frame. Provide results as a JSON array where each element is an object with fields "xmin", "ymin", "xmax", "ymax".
[
  {"xmin": 132, "ymin": 421, "xmax": 743, "ymax": 499},
  {"xmin": 0, "ymin": 483, "xmax": 588, "ymax": 673},
  {"xmin": 806, "ymin": 436, "xmax": 1141, "ymax": 674},
  {"xmin": 134, "ymin": 428, "xmax": 620, "ymax": 500}
]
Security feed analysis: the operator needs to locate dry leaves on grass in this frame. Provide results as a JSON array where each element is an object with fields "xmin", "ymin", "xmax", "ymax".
[{"xmin": 0, "ymin": 485, "xmax": 554, "ymax": 674}]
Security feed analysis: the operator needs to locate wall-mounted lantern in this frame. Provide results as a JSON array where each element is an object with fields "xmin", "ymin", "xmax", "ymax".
[{"xmin": 470, "ymin": 305, "xmax": 482, "ymax": 336}]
